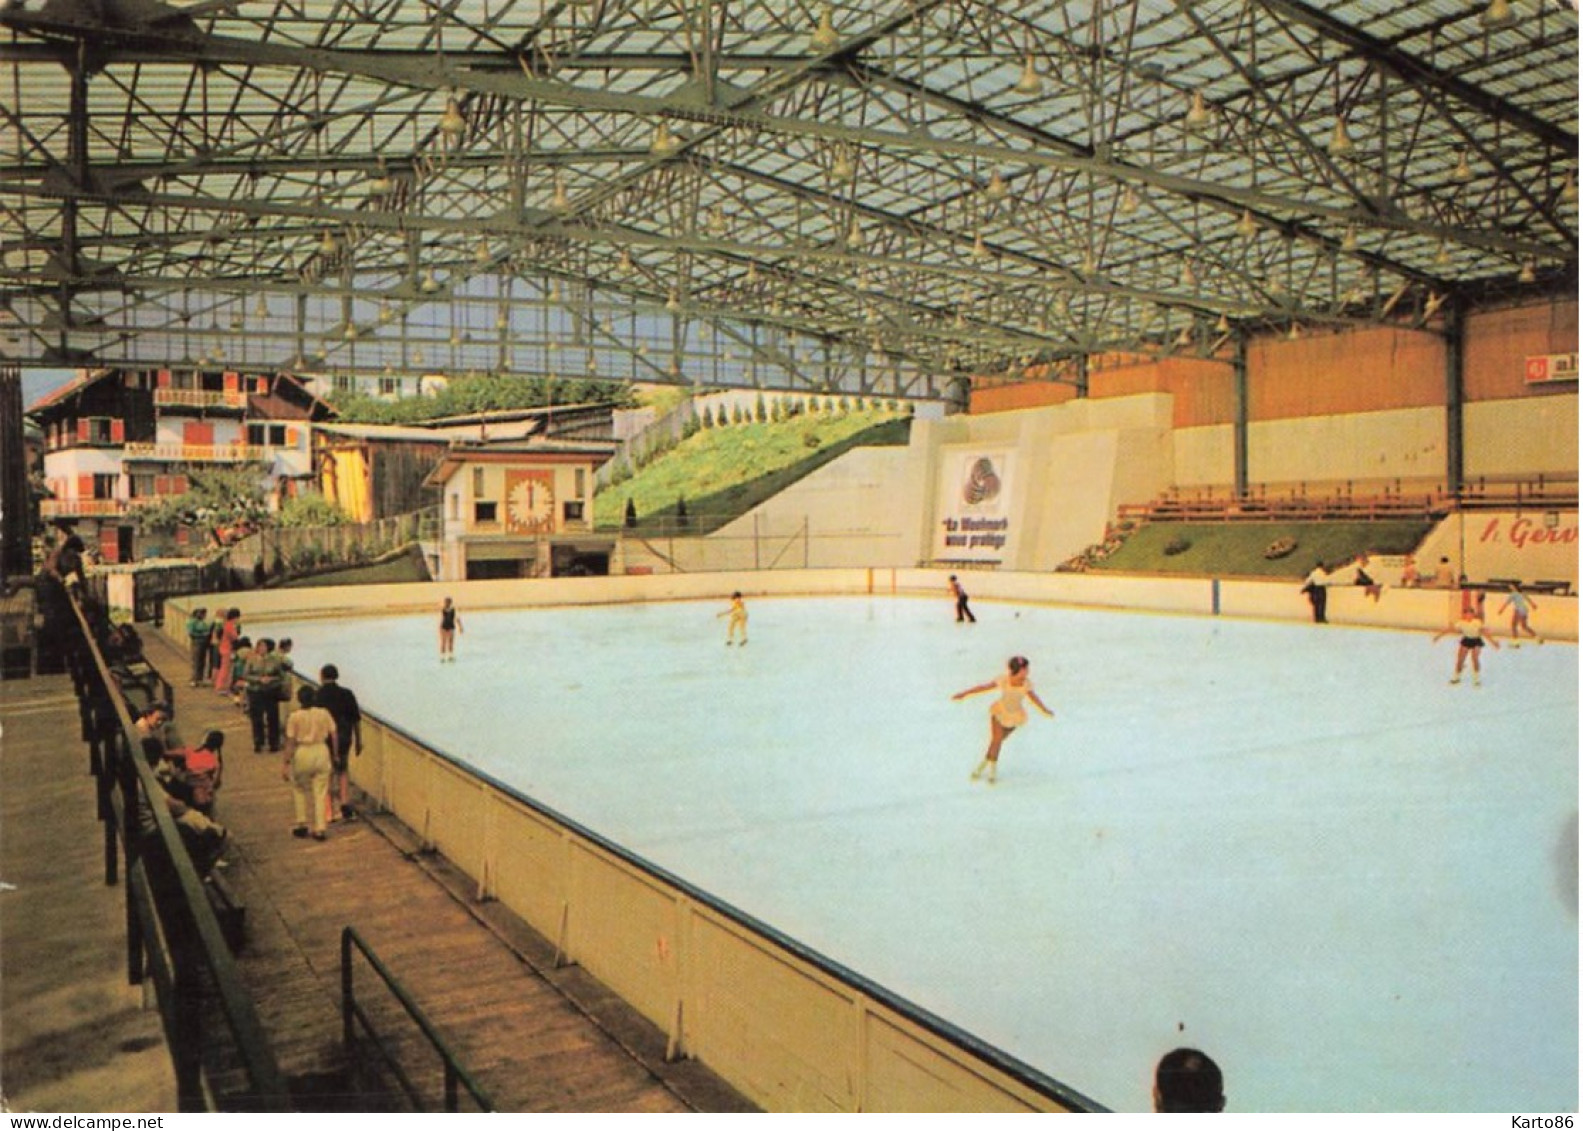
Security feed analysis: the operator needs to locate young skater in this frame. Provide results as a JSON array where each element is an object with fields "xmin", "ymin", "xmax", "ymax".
[
  {"xmin": 718, "ymin": 591, "xmax": 748, "ymax": 645},
  {"xmin": 952, "ymin": 655, "xmax": 1052, "ymax": 784},
  {"xmin": 1495, "ymin": 583, "xmax": 1540, "ymax": 645},
  {"xmin": 438, "ymin": 597, "xmax": 463, "ymax": 661},
  {"xmin": 1433, "ymin": 612, "xmax": 1501, "ymax": 687},
  {"xmin": 948, "ymin": 574, "xmax": 976, "ymax": 624}
]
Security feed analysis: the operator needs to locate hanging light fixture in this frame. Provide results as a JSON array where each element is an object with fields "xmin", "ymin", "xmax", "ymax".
[
  {"xmin": 1235, "ymin": 209, "xmax": 1258, "ymax": 238},
  {"xmin": 650, "ymin": 120, "xmax": 681, "ymax": 157},
  {"xmin": 1185, "ymin": 90, "xmax": 1212, "ymax": 133},
  {"xmin": 1481, "ymin": 0, "xmax": 1516, "ymax": 29},
  {"xmin": 617, "ymin": 248, "xmax": 635, "ymax": 274},
  {"xmin": 1287, "ymin": 323, "xmax": 1301, "ymax": 341},
  {"xmin": 1562, "ymin": 170, "xmax": 1578, "ymax": 204},
  {"xmin": 971, "ymin": 232, "xmax": 991, "ymax": 260},
  {"xmin": 474, "ymin": 237, "xmax": 492, "ymax": 267},
  {"xmin": 846, "ymin": 219, "xmax": 863, "ymax": 250},
  {"xmin": 420, "ymin": 267, "xmax": 441, "ymax": 294},
  {"xmin": 1340, "ymin": 225, "xmax": 1359, "ymax": 253},
  {"xmin": 1119, "ymin": 184, "xmax": 1140, "ymax": 215},
  {"xmin": 551, "ymin": 171, "xmax": 570, "ymax": 210},
  {"xmin": 1013, "ymin": 52, "xmax": 1043, "ymax": 97},
  {"xmin": 253, "ymin": 294, "xmax": 269, "ymax": 321},
  {"xmin": 1435, "ymin": 241, "xmax": 1453, "ymax": 267},
  {"xmin": 343, "ymin": 322, "xmax": 359, "ymax": 342},
  {"xmin": 367, "ymin": 160, "xmax": 393, "ymax": 197},
  {"xmin": 831, "ymin": 144, "xmax": 855, "ymax": 181},
  {"xmin": 438, "ymin": 92, "xmax": 467, "ymax": 142},
  {"xmin": 1179, "ymin": 260, "xmax": 1197, "ymax": 288},
  {"xmin": 1327, "ymin": 118, "xmax": 1354, "ymax": 157},
  {"xmin": 665, "ymin": 286, "xmax": 682, "ymax": 312},
  {"xmin": 411, "ymin": 347, "xmax": 424, "ymax": 365},
  {"xmin": 1215, "ymin": 312, "xmax": 1231, "ymax": 334},
  {"xmin": 319, "ymin": 230, "xmax": 339, "ymax": 256},
  {"xmin": 1517, "ymin": 259, "xmax": 1537, "ymax": 284},
  {"xmin": 810, "ymin": 5, "xmax": 839, "ymax": 52},
  {"xmin": 1453, "ymin": 148, "xmax": 1474, "ymax": 183},
  {"xmin": 1175, "ymin": 324, "xmax": 1194, "ymax": 348},
  {"xmin": 379, "ymin": 299, "xmax": 394, "ymax": 323}
]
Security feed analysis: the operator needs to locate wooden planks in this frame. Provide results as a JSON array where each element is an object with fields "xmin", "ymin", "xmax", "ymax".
[{"xmin": 142, "ymin": 630, "xmax": 748, "ymax": 1113}]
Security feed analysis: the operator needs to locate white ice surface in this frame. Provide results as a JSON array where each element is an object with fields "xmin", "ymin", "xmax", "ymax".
[{"xmin": 261, "ymin": 595, "xmax": 1578, "ymax": 1113}]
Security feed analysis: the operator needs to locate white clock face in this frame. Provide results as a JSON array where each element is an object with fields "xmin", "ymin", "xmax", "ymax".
[{"xmin": 508, "ymin": 477, "xmax": 553, "ymax": 527}]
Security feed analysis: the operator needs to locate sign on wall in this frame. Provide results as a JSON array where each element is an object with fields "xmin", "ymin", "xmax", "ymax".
[
  {"xmin": 935, "ymin": 448, "xmax": 1015, "ymax": 563},
  {"xmin": 505, "ymin": 469, "xmax": 555, "ymax": 534},
  {"xmin": 1523, "ymin": 353, "xmax": 1578, "ymax": 385}
]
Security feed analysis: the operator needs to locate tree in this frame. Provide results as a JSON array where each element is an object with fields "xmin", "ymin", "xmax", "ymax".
[
  {"xmin": 133, "ymin": 465, "xmax": 273, "ymax": 545},
  {"xmin": 624, "ymin": 498, "xmax": 638, "ymax": 528},
  {"xmin": 675, "ymin": 496, "xmax": 689, "ymax": 528}
]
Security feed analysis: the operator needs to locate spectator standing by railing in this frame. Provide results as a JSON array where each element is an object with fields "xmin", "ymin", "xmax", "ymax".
[
  {"xmin": 314, "ymin": 664, "xmax": 363, "ymax": 823},
  {"xmin": 242, "ymin": 638, "xmax": 287, "ymax": 753},
  {"xmin": 212, "ymin": 608, "xmax": 243, "ymax": 693},
  {"xmin": 185, "ymin": 606, "xmax": 213, "ymax": 686},
  {"xmin": 283, "ymin": 686, "xmax": 335, "ymax": 841}
]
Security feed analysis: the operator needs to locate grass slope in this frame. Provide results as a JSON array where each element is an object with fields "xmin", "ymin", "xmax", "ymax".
[
  {"xmin": 594, "ymin": 411, "xmax": 909, "ymax": 534},
  {"xmin": 1091, "ymin": 519, "xmax": 1435, "ymax": 578}
]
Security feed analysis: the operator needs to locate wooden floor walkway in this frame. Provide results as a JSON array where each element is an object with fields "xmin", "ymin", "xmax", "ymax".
[{"xmin": 4, "ymin": 625, "xmax": 753, "ymax": 1113}]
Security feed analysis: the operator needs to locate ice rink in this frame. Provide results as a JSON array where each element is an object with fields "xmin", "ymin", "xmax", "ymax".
[{"xmin": 263, "ymin": 595, "xmax": 1578, "ymax": 1112}]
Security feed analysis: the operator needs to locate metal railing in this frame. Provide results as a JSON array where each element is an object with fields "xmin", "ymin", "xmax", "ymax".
[
  {"xmin": 122, "ymin": 442, "xmax": 272, "ymax": 463},
  {"xmin": 340, "ymin": 926, "xmax": 495, "ymax": 1113},
  {"xmin": 61, "ymin": 593, "xmax": 289, "ymax": 1111}
]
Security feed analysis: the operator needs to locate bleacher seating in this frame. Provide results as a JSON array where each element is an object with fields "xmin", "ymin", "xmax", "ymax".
[{"xmin": 1118, "ymin": 474, "xmax": 1576, "ymax": 525}]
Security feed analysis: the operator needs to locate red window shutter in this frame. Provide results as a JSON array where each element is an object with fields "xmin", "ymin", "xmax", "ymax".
[
  {"xmin": 98, "ymin": 528, "xmax": 119, "ymax": 563},
  {"xmin": 183, "ymin": 421, "xmax": 214, "ymax": 445},
  {"xmin": 173, "ymin": 475, "xmax": 189, "ymax": 494},
  {"xmin": 223, "ymin": 371, "xmax": 240, "ymax": 392},
  {"xmin": 77, "ymin": 474, "xmax": 93, "ymax": 498},
  {"xmin": 175, "ymin": 527, "xmax": 190, "ymax": 546},
  {"xmin": 156, "ymin": 369, "xmax": 172, "ymax": 388},
  {"xmin": 285, "ymin": 427, "xmax": 299, "ymax": 446},
  {"xmin": 76, "ymin": 420, "xmax": 89, "ymax": 442},
  {"xmin": 110, "ymin": 419, "xmax": 125, "ymax": 442},
  {"xmin": 256, "ymin": 376, "xmax": 269, "ymax": 395},
  {"xmin": 154, "ymin": 475, "xmax": 170, "ymax": 495}
]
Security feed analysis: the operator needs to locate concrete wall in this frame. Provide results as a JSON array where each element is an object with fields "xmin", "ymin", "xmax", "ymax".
[{"xmin": 1247, "ymin": 405, "xmax": 1447, "ymax": 486}]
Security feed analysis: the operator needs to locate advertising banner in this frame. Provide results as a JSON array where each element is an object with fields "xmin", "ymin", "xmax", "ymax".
[{"xmin": 935, "ymin": 448, "xmax": 1014, "ymax": 563}]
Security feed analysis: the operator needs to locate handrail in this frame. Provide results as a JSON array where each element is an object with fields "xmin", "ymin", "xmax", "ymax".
[
  {"xmin": 63, "ymin": 593, "xmax": 290, "ymax": 1111},
  {"xmin": 340, "ymin": 926, "xmax": 495, "ymax": 1113}
]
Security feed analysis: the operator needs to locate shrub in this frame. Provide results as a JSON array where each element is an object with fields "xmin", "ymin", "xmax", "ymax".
[
  {"xmin": 1163, "ymin": 535, "xmax": 1191, "ymax": 556},
  {"xmin": 1264, "ymin": 536, "xmax": 1299, "ymax": 560}
]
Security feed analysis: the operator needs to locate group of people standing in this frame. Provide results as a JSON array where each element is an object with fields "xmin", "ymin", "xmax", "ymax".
[{"xmin": 181, "ymin": 603, "xmax": 364, "ymax": 842}]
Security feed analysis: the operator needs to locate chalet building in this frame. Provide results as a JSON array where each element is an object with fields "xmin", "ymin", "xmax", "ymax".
[
  {"xmin": 423, "ymin": 440, "xmax": 617, "ymax": 581},
  {"xmin": 27, "ymin": 367, "xmax": 332, "ymax": 562}
]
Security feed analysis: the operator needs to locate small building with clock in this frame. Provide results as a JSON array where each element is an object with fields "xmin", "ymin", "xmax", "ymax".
[{"xmin": 423, "ymin": 439, "xmax": 619, "ymax": 581}]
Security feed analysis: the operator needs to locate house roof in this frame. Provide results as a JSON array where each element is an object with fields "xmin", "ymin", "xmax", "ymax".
[{"xmin": 422, "ymin": 440, "xmax": 617, "ymax": 488}]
